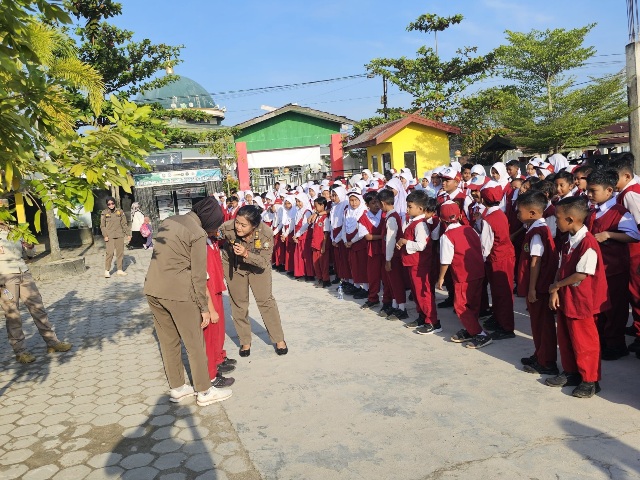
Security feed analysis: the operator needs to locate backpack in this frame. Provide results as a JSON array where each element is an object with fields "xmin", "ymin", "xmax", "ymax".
[{"xmin": 140, "ymin": 223, "xmax": 151, "ymax": 238}]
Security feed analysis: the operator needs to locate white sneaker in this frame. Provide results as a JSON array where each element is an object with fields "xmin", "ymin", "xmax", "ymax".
[
  {"xmin": 104, "ymin": 270, "xmax": 111, "ymax": 278},
  {"xmin": 196, "ymin": 386, "xmax": 232, "ymax": 406},
  {"xmin": 169, "ymin": 384, "xmax": 196, "ymax": 403},
  {"xmin": 116, "ymin": 270, "xmax": 127, "ymax": 276}
]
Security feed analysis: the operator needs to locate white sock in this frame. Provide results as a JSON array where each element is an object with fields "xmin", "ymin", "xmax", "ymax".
[
  {"xmin": 392, "ymin": 300, "xmax": 398, "ymax": 308},
  {"xmin": 348, "ymin": 279, "xmax": 354, "ymax": 284},
  {"xmin": 398, "ymin": 303, "xmax": 406, "ymax": 311},
  {"xmin": 362, "ymin": 283, "xmax": 369, "ymax": 290},
  {"xmin": 478, "ymin": 331, "xmax": 487, "ymax": 336}
]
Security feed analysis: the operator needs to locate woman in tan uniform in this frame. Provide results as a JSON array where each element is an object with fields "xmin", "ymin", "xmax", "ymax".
[
  {"xmin": 100, "ymin": 196, "xmax": 130, "ymax": 277},
  {"xmin": 219, "ymin": 205, "xmax": 287, "ymax": 357}
]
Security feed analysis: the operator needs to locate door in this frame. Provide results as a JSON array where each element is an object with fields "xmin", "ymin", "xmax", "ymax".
[{"xmin": 404, "ymin": 151, "xmax": 417, "ymax": 178}]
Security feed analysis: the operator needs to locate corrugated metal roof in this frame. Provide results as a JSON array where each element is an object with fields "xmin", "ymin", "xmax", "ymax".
[{"xmin": 234, "ymin": 104, "xmax": 354, "ymax": 129}]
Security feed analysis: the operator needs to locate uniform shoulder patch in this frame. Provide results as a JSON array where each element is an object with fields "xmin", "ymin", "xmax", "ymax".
[{"xmin": 523, "ymin": 242, "xmax": 530, "ymax": 253}]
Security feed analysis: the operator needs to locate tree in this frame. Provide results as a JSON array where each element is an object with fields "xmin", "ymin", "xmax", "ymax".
[
  {"xmin": 63, "ymin": 0, "xmax": 183, "ymax": 97},
  {"xmin": 198, "ymin": 128, "xmax": 241, "ymax": 196},
  {"xmin": 493, "ymin": 25, "xmax": 627, "ymax": 152},
  {"xmin": 366, "ymin": 13, "xmax": 494, "ymax": 121}
]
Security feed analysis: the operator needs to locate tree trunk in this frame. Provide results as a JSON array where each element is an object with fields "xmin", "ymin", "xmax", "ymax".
[
  {"xmin": 546, "ymin": 77, "xmax": 553, "ymax": 113},
  {"xmin": 45, "ymin": 208, "xmax": 62, "ymax": 261}
]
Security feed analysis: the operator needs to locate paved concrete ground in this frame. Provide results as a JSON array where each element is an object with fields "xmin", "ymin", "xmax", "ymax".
[{"xmin": 1, "ymin": 243, "xmax": 640, "ymax": 479}]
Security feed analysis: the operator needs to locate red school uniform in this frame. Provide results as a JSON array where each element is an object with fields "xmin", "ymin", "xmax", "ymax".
[
  {"xmin": 203, "ymin": 239, "xmax": 227, "ymax": 380},
  {"xmin": 344, "ymin": 214, "xmax": 368, "ymax": 285},
  {"xmin": 293, "ymin": 210, "xmax": 314, "ymax": 278},
  {"xmin": 616, "ymin": 181, "xmax": 640, "ymax": 338},
  {"xmin": 311, "ymin": 212, "xmax": 330, "ymax": 282},
  {"xmin": 481, "ymin": 207, "xmax": 516, "ymax": 332},
  {"xmin": 401, "ymin": 215, "xmax": 437, "ymax": 324},
  {"xmin": 437, "ymin": 189, "xmax": 469, "ymax": 225},
  {"xmin": 331, "ymin": 204, "xmax": 351, "ymax": 282},
  {"xmin": 440, "ymin": 223, "xmax": 485, "ymax": 335},
  {"xmin": 586, "ymin": 200, "xmax": 632, "ymax": 351},
  {"xmin": 381, "ymin": 210, "xmax": 406, "ymax": 305},
  {"xmin": 556, "ymin": 227, "xmax": 609, "ymax": 382},
  {"xmin": 359, "ymin": 210, "xmax": 384, "ymax": 303},
  {"xmin": 517, "ymin": 219, "xmax": 558, "ymax": 367}
]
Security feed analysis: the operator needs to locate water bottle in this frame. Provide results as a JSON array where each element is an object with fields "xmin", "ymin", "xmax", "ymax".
[
  {"xmin": 2, "ymin": 287, "xmax": 14, "ymax": 301},
  {"xmin": 337, "ymin": 284, "xmax": 344, "ymax": 300}
]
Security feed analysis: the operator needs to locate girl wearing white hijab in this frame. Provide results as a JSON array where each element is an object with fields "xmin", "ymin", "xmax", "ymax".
[
  {"xmin": 243, "ymin": 191, "xmax": 254, "ymax": 205},
  {"xmin": 329, "ymin": 186, "xmax": 350, "ymax": 283},
  {"xmin": 280, "ymin": 195, "xmax": 297, "ymax": 274},
  {"xmin": 293, "ymin": 194, "xmax": 314, "ymax": 280},
  {"xmin": 361, "ymin": 169, "xmax": 373, "ymax": 182},
  {"xmin": 490, "ymin": 162, "xmax": 509, "ymax": 212},
  {"xmin": 385, "ymin": 177, "xmax": 408, "ymax": 218},
  {"xmin": 341, "ymin": 190, "xmax": 369, "ymax": 294},
  {"xmin": 399, "ymin": 171, "xmax": 413, "ymax": 192},
  {"xmin": 547, "ymin": 153, "xmax": 569, "ymax": 172},
  {"xmin": 271, "ymin": 199, "xmax": 286, "ymax": 270},
  {"xmin": 253, "ymin": 196, "xmax": 265, "ymax": 211},
  {"xmin": 308, "ymin": 184, "xmax": 319, "ymax": 202}
]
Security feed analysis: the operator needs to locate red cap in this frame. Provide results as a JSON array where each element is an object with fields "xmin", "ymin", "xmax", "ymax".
[
  {"xmin": 440, "ymin": 201, "xmax": 461, "ymax": 221},
  {"xmin": 467, "ymin": 176, "xmax": 484, "ymax": 191},
  {"xmin": 274, "ymin": 198, "xmax": 283, "ymax": 205},
  {"xmin": 439, "ymin": 167, "xmax": 461, "ymax": 182},
  {"xmin": 480, "ymin": 181, "xmax": 503, "ymax": 203}
]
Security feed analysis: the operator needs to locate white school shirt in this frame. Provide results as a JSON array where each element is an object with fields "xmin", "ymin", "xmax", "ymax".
[
  {"xmin": 294, "ymin": 211, "xmax": 311, "ymax": 238},
  {"xmin": 479, "ymin": 206, "xmax": 501, "ymax": 261},
  {"xmin": 403, "ymin": 214, "xmax": 429, "ymax": 255},
  {"xmin": 559, "ymin": 225, "xmax": 597, "ymax": 285},
  {"xmin": 439, "ymin": 222, "xmax": 464, "ymax": 265},
  {"xmin": 545, "ymin": 202, "xmax": 557, "ymax": 238},
  {"xmin": 427, "ymin": 217, "xmax": 441, "ymax": 241},
  {"xmin": 618, "ymin": 179, "xmax": 640, "ymax": 225},
  {"xmin": 384, "ymin": 208, "xmax": 400, "ymax": 262},
  {"xmin": 595, "ymin": 197, "xmax": 640, "ymax": 241},
  {"xmin": 526, "ymin": 218, "xmax": 549, "ymax": 257}
]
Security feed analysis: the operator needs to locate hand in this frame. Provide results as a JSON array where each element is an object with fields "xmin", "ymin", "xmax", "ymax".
[
  {"xmin": 549, "ymin": 291, "xmax": 560, "ymax": 310},
  {"xmin": 385, "ymin": 261, "xmax": 392, "ymax": 272},
  {"xmin": 232, "ymin": 242, "xmax": 248, "ymax": 257},
  {"xmin": 281, "ymin": 235, "xmax": 287, "ymax": 242},
  {"xmin": 104, "ymin": 236, "xmax": 109, "ymax": 242},
  {"xmin": 201, "ymin": 311, "xmax": 211, "ymax": 328},
  {"xmin": 548, "ymin": 282, "xmax": 559, "ymax": 295},
  {"xmin": 293, "ymin": 237, "xmax": 299, "ymax": 244},
  {"xmin": 321, "ymin": 247, "xmax": 325, "ymax": 254},
  {"xmin": 594, "ymin": 232, "xmax": 609, "ymax": 242},
  {"xmin": 436, "ymin": 277, "xmax": 445, "ymax": 290},
  {"xmin": 127, "ymin": 236, "xmax": 131, "ymax": 242},
  {"xmin": 527, "ymin": 290, "xmax": 538, "ymax": 303},
  {"xmin": 209, "ymin": 310, "xmax": 219, "ymax": 324},
  {"xmin": 332, "ymin": 242, "xmax": 338, "ymax": 247},
  {"xmin": 396, "ymin": 238, "xmax": 407, "ymax": 249},
  {"xmin": 345, "ymin": 242, "xmax": 352, "ymax": 248}
]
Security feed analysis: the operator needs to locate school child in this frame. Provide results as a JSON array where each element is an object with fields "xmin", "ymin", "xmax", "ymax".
[
  {"xmin": 470, "ymin": 165, "xmax": 489, "ymax": 185},
  {"xmin": 293, "ymin": 195, "xmax": 314, "ymax": 281},
  {"xmin": 396, "ymin": 191, "xmax": 440, "ymax": 333},
  {"xmin": 141, "ymin": 216, "xmax": 153, "ymax": 250},
  {"xmin": 536, "ymin": 162, "xmax": 555, "ymax": 181},
  {"xmin": 554, "ymin": 171, "xmax": 575, "ymax": 202},
  {"xmin": 311, "ymin": 197, "xmax": 331, "ymax": 287},
  {"xmin": 465, "ymin": 177, "xmax": 486, "ymax": 228},
  {"xmin": 515, "ymin": 191, "xmax": 559, "ymax": 374},
  {"xmin": 573, "ymin": 164, "xmax": 593, "ymax": 196},
  {"xmin": 526, "ymin": 158, "xmax": 541, "ymax": 178},
  {"xmin": 280, "ymin": 196, "xmax": 296, "ymax": 275},
  {"xmin": 586, "ymin": 169, "xmax": 640, "ymax": 360},
  {"xmin": 436, "ymin": 167, "xmax": 468, "ymax": 217},
  {"xmin": 377, "ymin": 189, "xmax": 408, "ymax": 320},
  {"xmin": 478, "ymin": 181, "xmax": 516, "ymax": 340},
  {"xmin": 228, "ymin": 196, "xmax": 240, "ymax": 220},
  {"xmin": 461, "ymin": 163, "xmax": 474, "ymax": 189},
  {"xmin": 546, "ymin": 196, "xmax": 609, "ymax": 398},
  {"xmin": 359, "ymin": 192, "xmax": 384, "ymax": 309},
  {"xmin": 436, "ymin": 201, "xmax": 491, "ymax": 349},
  {"xmin": 506, "ymin": 159, "xmax": 523, "ymax": 181},
  {"xmin": 489, "ymin": 162, "xmax": 510, "ymax": 211},
  {"xmin": 271, "ymin": 199, "xmax": 285, "ymax": 270},
  {"xmin": 330, "ymin": 186, "xmax": 351, "ymax": 289},
  {"xmin": 610, "ymin": 154, "xmax": 640, "ymax": 353},
  {"xmin": 530, "ymin": 180, "xmax": 557, "ymax": 240},
  {"xmin": 342, "ymin": 190, "xmax": 369, "ymax": 297},
  {"xmin": 384, "ymin": 177, "xmax": 408, "ymax": 219}
]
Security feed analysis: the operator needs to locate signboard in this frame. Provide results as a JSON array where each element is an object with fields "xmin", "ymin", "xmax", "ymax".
[
  {"xmin": 134, "ymin": 168, "xmax": 221, "ymax": 187},
  {"xmin": 147, "ymin": 152, "xmax": 182, "ymax": 165}
]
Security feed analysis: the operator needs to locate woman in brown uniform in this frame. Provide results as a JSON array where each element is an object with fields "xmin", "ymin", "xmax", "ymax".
[{"xmin": 219, "ymin": 205, "xmax": 287, "ymax": 357}]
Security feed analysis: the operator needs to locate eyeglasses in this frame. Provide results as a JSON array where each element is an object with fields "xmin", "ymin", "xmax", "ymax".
[{"xmin": 107, "ymin": 202, "xmax": 115, "ymax": 205}]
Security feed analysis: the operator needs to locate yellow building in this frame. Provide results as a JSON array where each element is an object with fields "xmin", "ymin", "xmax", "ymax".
[{"xmin": 345, "ymin": 114, "xmax": 460, "ymax": 177}]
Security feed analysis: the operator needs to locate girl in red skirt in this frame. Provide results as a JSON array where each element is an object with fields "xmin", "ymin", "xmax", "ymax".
[
  {"xmin": 343, "ymin": 190, "xmax": 369, "ymax": 297},
  {"xmin": 293, "ymin": 195, "xmax": 314, "ymax": 280}
]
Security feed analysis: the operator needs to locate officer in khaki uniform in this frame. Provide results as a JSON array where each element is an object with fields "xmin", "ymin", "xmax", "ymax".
[
  {"xmin": 100, "ymin": 196, "xmax": 130, "ymax": 277},
  {"xmin": 219, "ymin": 207, "xmax": 287, "ymax": 356}
]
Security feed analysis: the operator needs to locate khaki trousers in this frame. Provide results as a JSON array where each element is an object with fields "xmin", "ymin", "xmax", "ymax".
[
  {"xmin": 105, "ymin": 237, "xmax": 125, "ymax": 271},
  {"xmin": 224, "ymin": 270, "xmax": 285, "ymax": 346},
  {"xmin": 146, "ymin": 295, "xmax": 211, "ymax": 392},
  {"xmin": 0, "ymin": 271, "xmax": 59, "ymax": 354}
]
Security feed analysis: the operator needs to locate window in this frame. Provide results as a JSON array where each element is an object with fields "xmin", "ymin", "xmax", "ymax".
[
  {"xmin": 371, "ymin": 155, "xmax": 378, "ymax": 173},
  {"xmin": 382, "ymin": 153, "xmax": 391, "ymax": 172},
  {"xmin": 404, "ymin": 151, "xmax": 417, "ymax": 178}
]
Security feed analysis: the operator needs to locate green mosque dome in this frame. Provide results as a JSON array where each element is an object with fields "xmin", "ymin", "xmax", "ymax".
[{"xmin": 136, "ymin": 75, "xmax": 217, "ymax": 110}]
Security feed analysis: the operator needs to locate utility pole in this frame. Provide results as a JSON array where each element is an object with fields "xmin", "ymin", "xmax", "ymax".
[
  {"xmin": 627, "ymin": 0, "xmax": 640, "ymax": 172},
  {"xmin": 381, "ymin": 75, "xmax": 388, "ymax": 119}
]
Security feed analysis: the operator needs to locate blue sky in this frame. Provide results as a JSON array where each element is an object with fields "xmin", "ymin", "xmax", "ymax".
[{"xmin": 111, "ymin": 0, "xmax": 630, "ymax": 125}]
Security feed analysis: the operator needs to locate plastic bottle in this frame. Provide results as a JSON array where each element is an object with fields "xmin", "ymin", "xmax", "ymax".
[{"xmin": 336, "ymin": 284, "xmax": 343, "ymax": 300}]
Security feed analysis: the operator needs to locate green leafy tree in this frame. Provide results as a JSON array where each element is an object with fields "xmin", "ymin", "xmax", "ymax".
[
  {"xmin": 493, "ymin": 25, "xmax": 627, "ymax": 152},
  {"xmin": 198, "ymin": 128, "xmax": 241, "ymax": 196},
  {"xmin": 366, "ymin": 13, "xmax": 495, "ymax": 121}
]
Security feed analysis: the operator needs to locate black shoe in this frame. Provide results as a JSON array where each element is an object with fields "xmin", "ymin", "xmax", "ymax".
[
  {"xmin": 322, "ymin": 281, "xmax": 332, "ymax": 288},
  {"xmin": 342, "ymin": 283, "xmax": 356, "ymax": 295},
  {"xmin": 465, "ymin": 334, "xmax": 493, "ymax": 349},
  {"xmin": 239, "ymin": 347, "xmax": 251, "ymax": 357},
  {"xmin": 625, "ymin": 325, "xmax": 638, "ymax": 337},
  {"xmin": 601, "ymin": 346, "xmax": 629, "ymax": 361},
  {"xmin": 482, "ymin": 317, "xmax": 499, "ymax": 331},
  {"xmin": 450, "ymin": 329, "xmax": 473, "ymax": 343},
  {"xmin": 305, "ymin": 275, "xmax": 315, "ymax": 282},
  {"xmin": 490, "ymin": 328, "xmax": 516, "ymax": 340},
  {"xmin": 523, "ymin": 361, "xmax": 559, "ymax": 375},
  {"xmin": 276, "ymin": 343, "xmax": 288, "ymax": 356},
  {"xmin": 479, "ymin": 309, "xmax": 493, "ymax": 319},
  {"xmin": 378, "ymin": 303, "xmax": 393, "ymax": 317},
  {"xmin": 361, "ymin": 300, "xmax": 380, "ymax": 310},
  {"xmin": 212, "ymin": 374, "xmax": 235, "ymax": 388},
  {"xmin": 415, "ymin": 322, "xmax": 443, "ymax": 335},
  {"xmin": 572, "ymin": 381, "xmax": 601, "ymax": 398},
  {"xmin": 404, "ymin": 320, "xmax": 420, "ymax": 328},
  {"xmin": 221, "ymin": 357, "xmax": 237, "ymax": 366},
  {"xmin": 387, "ymin": 308, "xmax": 408, "ymax": 320},
  {"xmin": 331, "ymin": 277, "xmax": 340, "ymax": 284},
  {"xmin": 545, "ymin": 371, "xmax": 581, "ymax": 387},
  {"xmin": 521, "ymin": 355, "xmax": 537, "ymax": 366},
  {"xmin": 628, "ymin": 338, "xmax": 640, "ymax": 353},
  {"xmin": 437, "ymin": 297, "xmax": 454, "ymax": 308},
  {"xmin": 408, "ymin": 292, "xmax": 415, "ymax": 302},
  {"xmin": 217, "ymin": 363, "xmax": 236, "ymax": 374},
  {"xmin": 353, "ymin": 288, "xmax": 369, "ymax": 300}
]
